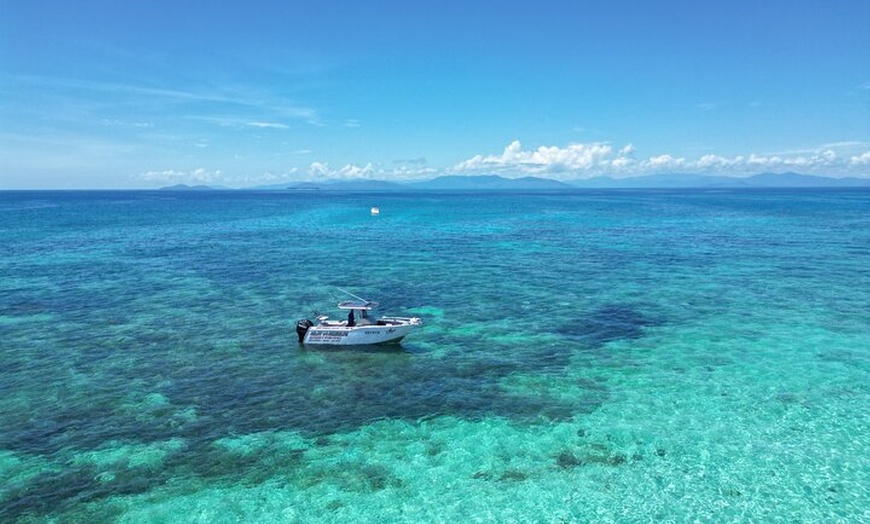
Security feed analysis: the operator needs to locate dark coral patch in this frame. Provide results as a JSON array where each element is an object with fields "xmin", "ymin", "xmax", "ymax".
[
  {"xmin": 555, "ymin": 450, "xmax": 583, "ymax": 469},
  {"xmin": 559, "ymin": 304, "xmax": 659, "ymax": 348}
]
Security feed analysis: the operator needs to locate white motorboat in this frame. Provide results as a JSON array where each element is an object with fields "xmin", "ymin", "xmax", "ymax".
[
  {"xmin": 370, "ymin": 206, "xmax": 380, "ymax": 216},
  {"xmin": 296, "ymin": 292, "xmax": 421, "ymax": 346}
]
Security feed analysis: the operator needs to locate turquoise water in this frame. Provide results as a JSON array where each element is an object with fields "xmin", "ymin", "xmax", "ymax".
[{"xmin": 1, "ymin": 189, "xmax": 868, "ymax": 523}]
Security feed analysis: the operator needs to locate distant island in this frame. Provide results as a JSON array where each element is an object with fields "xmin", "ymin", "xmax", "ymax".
[{"xmin": 161, "ymin": 172, "xmax": 870, "ymax": 192}]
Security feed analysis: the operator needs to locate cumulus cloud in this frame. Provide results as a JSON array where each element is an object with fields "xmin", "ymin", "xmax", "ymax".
[
  {"xmin": 139, "ymin": 143, "xmax": 870, "ymax": 188},
  {"xmin": 696, "ymin": 154, "xmax": 741, "ymax": 169},
  {"xmin": 303, "ymin": 159, "xmax": 437, "ymax": 181},
  {"xmin": 644, "ymin": 154, "xmax": 686, "ymax": 170},
  {"xmin": 611, "ymin": 156, "xmax": 635, "ymax": 169},
  {"xmin": 453, "ymin": 140, "xmax": 620, "ymax": 178},
  {"xmin": 309, "ymin": 162, "xmax": 376, "ymax": 180},
  {"xmin": 141, "ymin": 168, "xmax": 221, "ymax": 183},
  {"xmin": 850, "ymin": 151, "xmax": 870, "ymax": 165},
  {"xmin": 452, "ymin": 140, "xmax": 870, "ymax": 179}
]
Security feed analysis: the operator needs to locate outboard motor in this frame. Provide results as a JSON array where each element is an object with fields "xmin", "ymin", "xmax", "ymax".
[{"xmin": 296, "ymin": 319, "xmax": 314, "ymax": 343}]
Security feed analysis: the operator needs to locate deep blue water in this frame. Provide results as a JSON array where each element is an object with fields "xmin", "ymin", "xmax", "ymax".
[{"xmin": 1, "ymin": 189, "xmax": 868, "ymax": 522}]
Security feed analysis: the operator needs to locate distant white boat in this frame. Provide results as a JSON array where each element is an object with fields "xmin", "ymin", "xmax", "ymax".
[
  {"xmin": 296, "ymin": 290, "xmax": 421, "ymax": 346},
  {"xmin": 370, "ymin": 206, "xmax": 380, "ymax": 216}
]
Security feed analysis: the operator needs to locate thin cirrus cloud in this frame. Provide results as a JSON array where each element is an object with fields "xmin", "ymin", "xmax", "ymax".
[
  {"xmin": 246, "ymin": 122, "xmax": 290, "ymax": 129},
  {"xmin": 11, "ymin": 74, "xmax": 320, "ymax": 126}
]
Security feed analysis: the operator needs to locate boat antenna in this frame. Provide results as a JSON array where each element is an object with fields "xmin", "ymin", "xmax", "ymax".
[{"xmin": 337, "ymin": 287, "xmax": 368, "ymax": 303}]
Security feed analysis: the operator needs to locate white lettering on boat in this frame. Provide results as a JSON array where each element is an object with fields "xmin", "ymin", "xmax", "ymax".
[{"xmin": 307, "ymin": 330, "xmax": 350, "ymax": 342}]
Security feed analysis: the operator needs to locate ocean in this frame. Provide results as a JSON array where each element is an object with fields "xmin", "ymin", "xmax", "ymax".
[{"xmin": 1, "ymin": 189, "xmax": 868, "ymax": 523}]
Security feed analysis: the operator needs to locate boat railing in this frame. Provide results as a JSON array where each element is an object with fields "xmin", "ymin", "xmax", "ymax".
[{"xmin": 379, "ymin": 316, "xmax": 422, "ymax": 325}]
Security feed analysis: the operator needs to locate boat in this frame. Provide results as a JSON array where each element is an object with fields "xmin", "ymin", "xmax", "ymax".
[
  {"xmin": 296, "ymin": 291, "xmax": 422, "ymax": 346},
  {"xmin": 370, "ymin": 206, "xmax": 380, "ymax": 216}
]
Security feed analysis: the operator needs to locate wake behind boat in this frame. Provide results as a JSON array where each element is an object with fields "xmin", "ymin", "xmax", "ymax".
[{"xmin": 296, "ymin": 290, "xmax": 422, "ymax": 346}]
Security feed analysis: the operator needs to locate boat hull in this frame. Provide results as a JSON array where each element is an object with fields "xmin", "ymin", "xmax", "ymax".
[{"xmin": 302, "ymin": 319, "xmax": 420, "ymax": 346}]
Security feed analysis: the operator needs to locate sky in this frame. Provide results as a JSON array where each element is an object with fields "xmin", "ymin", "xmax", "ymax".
[{"xmin": 1, "ymin": 0, "xmax": 869, "ymax": 189}]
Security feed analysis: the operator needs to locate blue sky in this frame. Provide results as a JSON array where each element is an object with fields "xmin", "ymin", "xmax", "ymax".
[{"xmin": 1, "ymin": 0, "xmax": 868, "ymax": 188}]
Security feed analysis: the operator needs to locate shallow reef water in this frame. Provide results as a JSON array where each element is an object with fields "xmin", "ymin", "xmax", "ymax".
[{"xmin": 1, "ymin": 189, "xmax": 868, "ymax": 522}]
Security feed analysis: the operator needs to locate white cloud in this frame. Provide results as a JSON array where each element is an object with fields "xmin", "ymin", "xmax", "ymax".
[
  {"xmin": 819, "ymin": 149, "xmax": 837, "ymax": 163},
  {"xmin": 850, "ymin": 151, "xmax": 870, "ymax": 165},
  {"xmin": 391, "ymin": 164, "xmax": 438, "ymax": 178},
  {"xmin": 308, "ymin": 162, "xmax": 376, "ymax": 180},
  {"xmin": 453, "ymin": 140, "xmax": 869, "ymax": 179},
  {"xmin": 13, "ymin": 74, "xmax": 322, "ymax": 127},
  {"xmin": 822, "ymin": 141, "xmax": 867, "ymax": 149},
  {"xmin": 611, "ymin": 156, "xmax": 635, "ymax": 169},
  {"xmin": 140, "ymin": 168, "xmax": 221, "ymax": 183},
  {"xmin": 101, "ymin": 119, "xmax": 153, "ymax": 128},
  {"xmin": 246, "ymin": 122, "xmax": 290, "ymax": 129},
  {"xmin": 696, "ymin": 154, "xmax": 739, "ymax": 169},
  {"xmin": 644, "ymin": 154, "xmax": 686, "ymax": 170},
  {"xmin": 740, "ymin": 149, "xmax": 840, "ymax": 170},
  {"xmin": 453, "ymin": 140, "xmax": 617, "ymax": 178},
  {"xmin": 135, "ymin": 143, "xmax": 870, "ymax": 189}
]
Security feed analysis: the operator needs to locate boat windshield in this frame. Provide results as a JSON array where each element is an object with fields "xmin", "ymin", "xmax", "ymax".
[{"xmin": 337, "ymin": 300, "xmax": 378, "ymax": 310}]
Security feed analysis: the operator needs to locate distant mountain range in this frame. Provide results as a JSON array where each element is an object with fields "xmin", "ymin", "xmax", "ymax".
[
  {"xmin": 162, "ymin": 172, "xmax": 870, "ymax": 192},
  {"xmin": 159, "ymin": 183, "xmax": 233, "ymax": 191},
  {"xmin": 568, "ymin": 172, "xmax": 870, "ymax": 189},
  {"xmin": 408, "ymin": 175, "xmax": 574, "ymax": 190}
]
